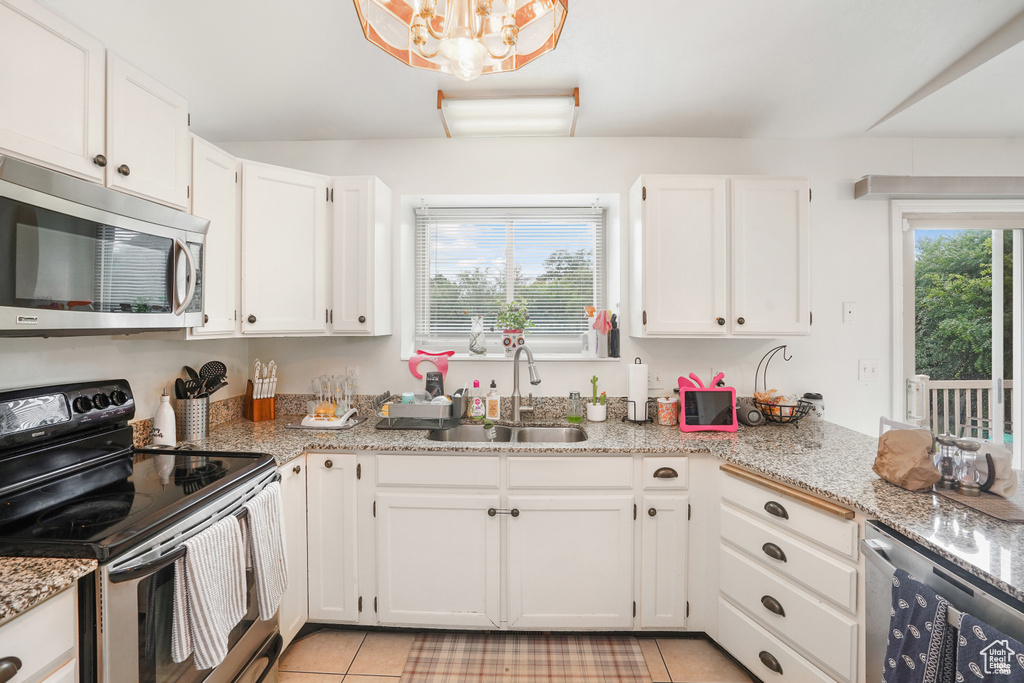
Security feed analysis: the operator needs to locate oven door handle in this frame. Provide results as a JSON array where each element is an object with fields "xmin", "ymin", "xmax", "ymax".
[{"xmin": 109, "ymin": 545, "xmax": 186, "ymax": 584}]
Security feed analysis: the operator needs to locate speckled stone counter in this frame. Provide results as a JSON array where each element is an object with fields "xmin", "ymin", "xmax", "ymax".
[
  {"xmin": 0, "ymin": 557, "xmax": 96, "ymax": 627},
  {"xmin": 189, "ymin": 415, "xmax": 1024, "ymax": 605}
]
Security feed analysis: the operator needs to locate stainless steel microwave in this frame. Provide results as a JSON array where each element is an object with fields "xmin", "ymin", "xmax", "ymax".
[{"xmin": 0, "ymin": 155, "xmax": 208, "ymax": 336}]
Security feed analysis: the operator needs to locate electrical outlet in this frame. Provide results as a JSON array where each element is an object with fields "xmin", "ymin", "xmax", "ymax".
[
  {"xmin": 843, "ymin": 302, "xmax": 857, "ymax": 325},
  {"xmin": 649, "ymin": 373, "xmax": 664, "ymax": 390},
  {"xmin": 858, "ymin": 359, "xmax": 880, "ymax": 381}
]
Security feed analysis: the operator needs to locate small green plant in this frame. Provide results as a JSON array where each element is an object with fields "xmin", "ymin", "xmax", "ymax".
[
  {"xmin": 599, "ymin": 391, "xmax": 606, "ymax": 406},
  {"xmin": 590, "ymin": 375, "xmax": 599, "ymax": 403},
  {"xmin": 494, "ymin": 300, "xmax": 534, "ymax": 332}
]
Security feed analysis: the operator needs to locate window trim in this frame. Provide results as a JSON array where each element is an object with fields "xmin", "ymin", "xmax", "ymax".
[{"xmin": 400, "ymin": 193, "xmax": 620, "ymax": 361}]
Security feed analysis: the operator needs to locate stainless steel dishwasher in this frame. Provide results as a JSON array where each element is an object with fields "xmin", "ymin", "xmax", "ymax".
[{"xmin": 864, "ymin": 521, "xmax": 1024, "ymax": 678}]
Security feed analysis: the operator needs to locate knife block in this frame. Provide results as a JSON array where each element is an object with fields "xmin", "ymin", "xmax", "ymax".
[{"xmin": 243, "ymin": 380, "xmax": 276, "ymax": 422}]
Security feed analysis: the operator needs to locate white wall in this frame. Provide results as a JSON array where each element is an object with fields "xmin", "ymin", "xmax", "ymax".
[{"xmin": 220, "ymin": 136, "xmax": 1024, "ymax": 435}]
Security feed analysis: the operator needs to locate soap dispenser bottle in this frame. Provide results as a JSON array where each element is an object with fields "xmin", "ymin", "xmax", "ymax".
[
  {"xmin": 486, "ymin": 380, "xmax": 501, "ymax": 420},
  {"xmin": 469, "ymin": 380, "xmax": 486, "ymax": 418}
]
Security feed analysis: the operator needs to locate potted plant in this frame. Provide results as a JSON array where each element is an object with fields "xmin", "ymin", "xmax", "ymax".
[
  {"xmin": 494, "ymin": 299, "xmax": 534, "ymax": 357},
  {"xmin": 587, "ymin": 375, "xmax": 607, "ymax": 422}
]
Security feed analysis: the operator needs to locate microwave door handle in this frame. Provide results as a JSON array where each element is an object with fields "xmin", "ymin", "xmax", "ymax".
[{"xmin": 173, "ymin": 238, "xmax": 197, "ymax": 316}]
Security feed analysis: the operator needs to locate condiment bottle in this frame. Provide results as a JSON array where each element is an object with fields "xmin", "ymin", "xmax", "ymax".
[{"xmin": 567, "ymin": 391, "xmax": 583, "ymax": 424}]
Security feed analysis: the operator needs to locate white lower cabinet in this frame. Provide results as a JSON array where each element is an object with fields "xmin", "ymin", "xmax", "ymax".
[
  {"xmin": 0, "ymin": 586, "xmax": 77, "ymax": 683},
  {"xmin": 277, "ymin": 458, "xmax": 307, "ymax": 648},
  {"xmin": 507, "ymin": 494, "xmax": 635, "ymax": 629},
  {"xmin": 640, "ymin": 494, "xmax": 689, "ymax": 628},
  {"xmin": 376, "ymin": 492, "xmax": 501, "ymax": 628},
  {"xmin": 307, "ymin": 453, "xmax": 359, "ymax": 623}
]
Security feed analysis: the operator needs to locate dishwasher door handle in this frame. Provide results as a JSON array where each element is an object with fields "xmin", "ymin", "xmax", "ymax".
[{"xmin": 861, "ymin": 538, "xmax": 898, "ymax": 575}]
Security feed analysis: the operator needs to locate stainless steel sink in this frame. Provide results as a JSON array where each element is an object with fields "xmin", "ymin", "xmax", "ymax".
[
  {"xmin": 425, "ymin": 425, "xmax": 587, "ymax": 443},
  {"xmin": 514, "ymin": 426, "xmax": 588, "ymax": 443},
  {"xmin": 425, "ymin": 424, "xmax": 513, "ymax": 442}
]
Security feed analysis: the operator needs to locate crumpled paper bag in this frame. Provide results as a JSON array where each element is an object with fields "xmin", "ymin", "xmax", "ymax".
[{"xmin": 873, "ymin": 429, "xmax": 939, "ymax": 492}]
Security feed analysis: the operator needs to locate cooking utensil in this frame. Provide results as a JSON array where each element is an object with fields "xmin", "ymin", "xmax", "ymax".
[
  {"xmin": 205, "ymin": 375, "xmax": 229, "ymax": 396},
  {"xmin": 200, "ymin": 361, "xmax": 227, "ymax": 379},
  {"xmin": 174, "ymin": 377, "xmax": 187, "ymax": 400},
  {"xmin": 184, "ymin": 365, "xmax": 199, "ymax": 381}
]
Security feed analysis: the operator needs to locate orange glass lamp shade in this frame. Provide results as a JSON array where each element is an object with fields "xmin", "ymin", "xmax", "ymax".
[{"xmin": 353, "ymin": 0, "xmax": 568, "ymax": 81}]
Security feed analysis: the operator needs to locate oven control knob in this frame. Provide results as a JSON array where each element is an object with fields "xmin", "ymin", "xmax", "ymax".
[
  {"xmin": 110, "ymin": 390, "xmax": 129, "ymax": 406},
  {"xmin": 92, "ymin": 393, "xmax": 111, "ymax": 410},
  {"xmin": 73, "ymin": 396, "xmax": 94, "ymax": 413}
]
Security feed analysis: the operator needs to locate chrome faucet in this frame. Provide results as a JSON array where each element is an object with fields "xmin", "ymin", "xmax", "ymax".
[{"xmin": 511, "ymin": 345, "xmax": 541, "ymax": 422}]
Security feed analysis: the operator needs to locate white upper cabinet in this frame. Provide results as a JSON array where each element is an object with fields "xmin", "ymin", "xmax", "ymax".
[
  {"xmin": 241, "ymin": 161, "xmax": 328, "ymax": 335},
  {"xmin": 0, "ymin": 0, "xmax": 106, "ymax": 181},
  {"xmin": 188, "ymin": 136, "xmax": 239, "ymax": 338},
  {"xmin": 105, "ymin": 52, "xmax": 190, "ymax": 209},
  {"xmin": 730, "ymin": 177, "xmax": 811, "ymax": 336},
  {"xmin": 329, "ymin": 176, "xmax": 392, "ymax": 336},
  {"xmin": 631, "ymin": 175, "xmax": 811, "ymax": 338}
]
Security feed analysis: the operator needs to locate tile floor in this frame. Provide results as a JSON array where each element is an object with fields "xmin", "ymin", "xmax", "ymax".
[{"xmin": 278, "ymin": 630, "xmax": 751, "ymax": 683}]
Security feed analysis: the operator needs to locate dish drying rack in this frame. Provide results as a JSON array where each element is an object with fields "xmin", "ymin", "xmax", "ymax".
[{"xmin": 372, "ymin": 389, "xmax": 467, "ymax": 430}]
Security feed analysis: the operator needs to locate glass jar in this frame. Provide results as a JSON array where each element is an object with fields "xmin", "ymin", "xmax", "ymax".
[
  {"xmin": 934, "ymin": 434, "xmax": 959, "ymax": 490},
  {"xmin": 567, "ymin": 391, "xmax": 583, "ymax": 424},
  {"xmin": 954, "ymin": 438, "xmax": 983, "ymax": 497}
]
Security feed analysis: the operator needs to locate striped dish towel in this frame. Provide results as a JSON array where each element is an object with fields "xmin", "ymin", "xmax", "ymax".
[
  {"xmin": 242, "ymin": 481, "xmax": 288, "ymax": 621},
  {"xmin": 171, "ymin": 515, "xmax": 247, "ymax": 670}
]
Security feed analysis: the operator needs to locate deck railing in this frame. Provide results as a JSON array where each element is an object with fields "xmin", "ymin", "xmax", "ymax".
[{"xmin": 927, "ymin": 379, "xmax": 1013, "ymax": 437}]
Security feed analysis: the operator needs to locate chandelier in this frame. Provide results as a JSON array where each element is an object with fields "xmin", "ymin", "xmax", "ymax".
[{"xmin": 353, "ymin": 0, "xmax": 568, "ymax": 81}]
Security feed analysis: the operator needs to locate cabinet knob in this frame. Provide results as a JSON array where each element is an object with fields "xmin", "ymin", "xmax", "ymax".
[
  {"xmin": 762, "ymin": 542, "xmax": 788, "ymax": 563},
  {"xmin": 358, "ymin": 315, "xmax": 366, "ymax": 324},
  {"xmin": 653, "ymin": 467, "xmax": 678, "ymax": 479},
  {"xmin": 324, "ymin": 459, "xmax": 333, "ymax": 469},
  {"xmin": 764, "ymin": 500, "xmax": 789, "ymax": 520},
  {"xmin": 760, "ymin": 594, "xmax": 786, "ymax": 617},
  {"xmin": 93, "ymin": 154, "xmax": 107, "ymax": 167},
  {"xmin": 758, "ymin": 651, "xmax": 783, "ymax": 675},
  {"xmin": 293, "ymin": 465, "xmax": 301, "ymax": 474},
  {"xmin": 736, "ymin": 317, "xmax": 745, "ymax": 325},
  {"xmin": 648, "ymin": 508, "xmax": 657, "ymax": 517},
  {"xmin": 117, "ymin": 164, "xmax": 131, "ymax": 176},
  {"xmin": 248, "ymin": 314, "xmax": 257, "ymax": 324},
  {"xmin": 0, "ymin": 657, "xmax": 22, "ymax": 683},
  {"xmin": 488, "ymin": 508, "xmax": 496, "ymax": 517},
  {"xmin": 511, "ymin": 508, "xmax": 520, "ymax": 517},
  {"xmin": 716, "ymin": 317, "xmax": 725, "ymax": 325}
]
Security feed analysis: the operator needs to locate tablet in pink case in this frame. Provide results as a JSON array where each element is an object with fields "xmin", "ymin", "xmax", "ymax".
[{"xmin": 678, "ymin": 373, "xmax": 738, "ymax": 433}]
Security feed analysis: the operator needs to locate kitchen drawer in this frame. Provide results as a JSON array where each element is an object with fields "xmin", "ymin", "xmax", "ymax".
[
  {"xmin": 719, "ymin": 545, "xmax": 857, "ymax": 682},
  {"xmin": 0, "ymin": 587, "xmax": 76, "ymax": 682},
  {"xmin": 642, "ymin": 456, "xmax": 689, "ymax": 489},
  {"xmin": 718, "ymin": 597, "xmax": 834, "ymax": 683},
  {"xmin": 720, "ymin": 505, "xmax": 857, "ymax": 612},
  {"xmin": 508, "ymin": 457, "xmax": 632, "ymax": 489},
  {"xmin": 377, "ymin": 454, "xmax": 499, "ymax": 488},
  {"xmin": 720, "ymin": 469, "xmax": 858, "ymax": 559}
]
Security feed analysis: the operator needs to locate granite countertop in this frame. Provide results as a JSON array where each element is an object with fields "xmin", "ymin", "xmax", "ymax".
[
  {"xmin": 189, "ymin": 414, "xmax": 1024, "ymax": 605},
  {"xmin": 0, "ymin": 557, "xmax": 97, "ymax": 627}
]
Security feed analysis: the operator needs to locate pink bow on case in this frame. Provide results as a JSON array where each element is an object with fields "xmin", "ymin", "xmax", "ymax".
[{"xmin": 409, "ymin": 349, "xmax": 455, "ymax": 379}]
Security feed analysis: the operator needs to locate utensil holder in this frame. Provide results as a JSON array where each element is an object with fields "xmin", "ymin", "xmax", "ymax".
[
  {"xmin": 243, "ymin": 380, "xmax": 276, "ymax": 422},
  {"xmin": 175, "ymin": 396, "xmax": 210, "ymax": 441}
]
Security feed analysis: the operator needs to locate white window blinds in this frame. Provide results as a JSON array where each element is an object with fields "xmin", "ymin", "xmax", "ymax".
[{"xmin": 414, "ymin": 207, "xmax": 605, "ymax": 340}]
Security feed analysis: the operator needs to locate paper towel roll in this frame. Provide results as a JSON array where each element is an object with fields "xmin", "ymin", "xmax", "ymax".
[{"xmin": 627, "ymin": 362, "xmax": 648, "ymax": 421}]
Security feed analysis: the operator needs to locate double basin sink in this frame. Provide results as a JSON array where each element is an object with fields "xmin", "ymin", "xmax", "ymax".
[{"xmin": 426, "ymin": 424, "xmax": 588, "ymax": 443}]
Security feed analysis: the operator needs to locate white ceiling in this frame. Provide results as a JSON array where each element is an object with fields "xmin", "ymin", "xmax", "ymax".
[{"xmin": 41, "ymin": 0, "xmax": 1024, "ymax": 142}]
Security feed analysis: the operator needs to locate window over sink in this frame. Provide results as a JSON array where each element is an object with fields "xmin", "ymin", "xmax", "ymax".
[{"xmin": 409, "ymin": 204, "xmax": 609, "ymax": 357}]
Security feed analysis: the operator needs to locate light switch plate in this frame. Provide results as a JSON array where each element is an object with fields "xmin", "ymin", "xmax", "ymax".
[
  {"xmin": 859, "ymin": 359, "xmax": 880, "ymax": 381},
  {"xmin": 843, "ymin": 302, "xmax": 857, "ymax": 324}
]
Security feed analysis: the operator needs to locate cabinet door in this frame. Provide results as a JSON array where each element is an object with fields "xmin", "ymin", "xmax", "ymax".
[
  {"xmin": 307, "ymin": 453, "xmax": 359, "ymax": 623},
  {"xmin": 634, "ymin": 176, "xmax": 728, "ymax": 336},
  {"xmin": 105, "ymin": 53, "xmax": 189, "ymax": 209},
  {"xmin": 507, "ymin": 495, "xmax": 634, "ymax": 629},
  {"xmin": 188, "ymin": 136, "xmax": 239, "ymax": 338},
  {"xmin": 730, "ymin": 177, "xmax": 810, "ymax": 336},
  {"xmin": 241, "ymin": 161, "xmax": 328, "ymax": 335},
  {"xmin": 376, "ymin": 492, "xmax": 500, "ymax": 628},
  {"xmin": 640, "ymin": 494, "xmax": 689, "ymax": 628},
  {"xmin": 330, "ymin": 177, "xmax": 392, "ymax": 336},
  {"xmin": 277, "ymin": 458, "xmax": 307, "ymax": 648},
  {"xmin": 0, "ymin": 0, "xmax": 105, "ymax": 181}
]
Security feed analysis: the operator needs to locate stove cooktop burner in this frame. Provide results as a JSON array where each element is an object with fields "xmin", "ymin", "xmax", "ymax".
[{"xmin": 33, "ymin": 492, "xmax": 156, "ymax": 540}]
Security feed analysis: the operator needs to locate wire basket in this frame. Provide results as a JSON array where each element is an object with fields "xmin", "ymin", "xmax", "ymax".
[{"xmin": 754, "ymin": 399, "xmax": 813, "ymax": 425}]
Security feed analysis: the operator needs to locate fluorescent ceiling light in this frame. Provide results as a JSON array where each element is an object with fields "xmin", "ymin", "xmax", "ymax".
[{"xmin": 438, "ymin": 89, "xmax": 579, "ymax": 138}]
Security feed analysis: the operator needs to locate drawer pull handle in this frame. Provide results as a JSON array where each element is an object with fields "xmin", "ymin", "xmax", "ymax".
[
  {"xmin": 762, "ymin": 542, "xmax": 787, "ymax": 563},
  {"xmin": 758, "ymin": 651, "xmax": 783, "ymax": 675},
  {"xmin": 764, "ymin": 500, "xmax": 789, "ymax": 519},
  {"xmin": 488, "ymin": 508, "xmax": 520, "ymax": 517},
  {"xmin": 653, "ymin": 467, "xmax": 678, "ymax": 479},
  {"xmin": 761, "ymin": 594, "xmax": 786, "ymax": 617},
  {"xmin": 0, "ymin": 657, "xmax": 22, "ymax": 683}
]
